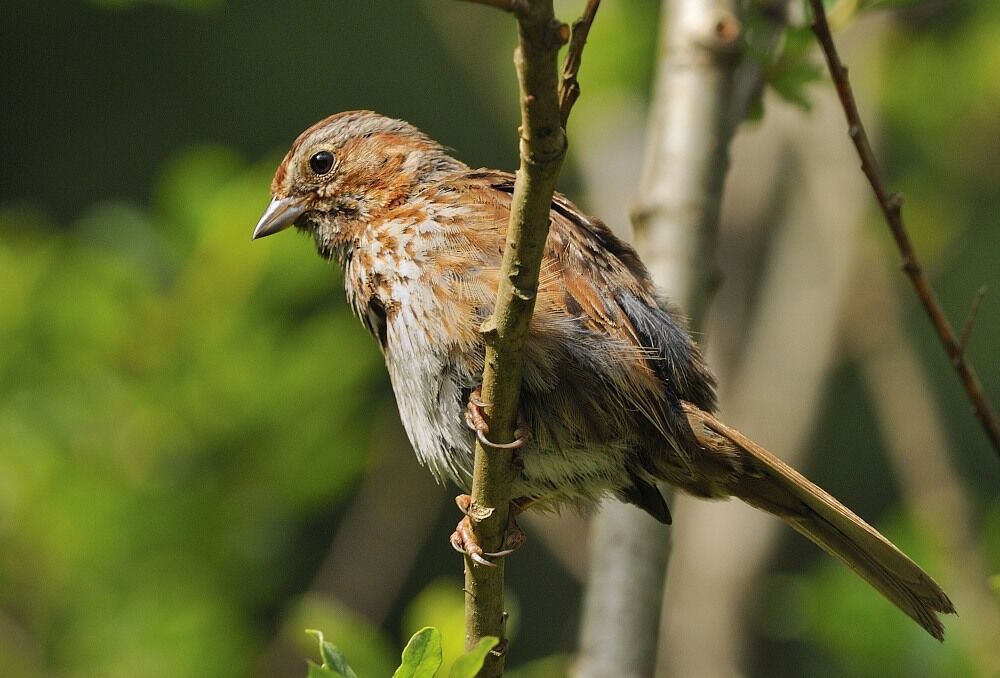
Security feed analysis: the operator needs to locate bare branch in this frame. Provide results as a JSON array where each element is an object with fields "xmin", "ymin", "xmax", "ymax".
[
  {"xmin": 457, "ymin": 1, "xmax": 591, "ymax": 674},
  {"xmin": 558, "ymin": 0, "xmax": 601, "ymax": 126},
  {"xmin": 808, "ymin": 0, "xmax": 1000, "ymax": 456}
]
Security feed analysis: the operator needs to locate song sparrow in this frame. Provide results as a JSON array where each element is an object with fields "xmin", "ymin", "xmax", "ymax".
[{"xmin": 253, "ymin": 110, "xmax": 954, "ymax": 639}]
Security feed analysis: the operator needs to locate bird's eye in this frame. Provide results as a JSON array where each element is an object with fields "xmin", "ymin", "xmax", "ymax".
[{"xmin": 309, "ymin": 151, "xmax": 335, "ymax": 175}]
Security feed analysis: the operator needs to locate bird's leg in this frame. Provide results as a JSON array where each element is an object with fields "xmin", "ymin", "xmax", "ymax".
[
  {"xmin": 450, "ymin": 494, "xmax": 531, "ymax": 568},
  {"xmin": 464, "ymin": 387, "xmax": 531, "ymax": 450},
  {"xmin": 454, "ymin": 389, "xmax": 532, "ymax": 566}
]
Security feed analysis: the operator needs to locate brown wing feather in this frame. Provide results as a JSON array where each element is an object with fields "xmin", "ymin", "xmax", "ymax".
[{"xmin": 438, "ymin": 170, "xmax": 707, "ymax": 439}]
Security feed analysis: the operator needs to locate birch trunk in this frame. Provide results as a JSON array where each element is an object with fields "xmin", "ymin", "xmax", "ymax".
[{"xmin": 575, "ymin": 0, "xmax": 742, "ymax": 674}]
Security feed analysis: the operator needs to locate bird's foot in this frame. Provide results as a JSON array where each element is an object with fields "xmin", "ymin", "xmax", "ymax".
[
  {"xmin": 464, "ymin": 388, "xmax": 531, "ymax": 450},
  {"xmin": 450, "ymin": 494, "xmax": 528, "ymax": 568}
]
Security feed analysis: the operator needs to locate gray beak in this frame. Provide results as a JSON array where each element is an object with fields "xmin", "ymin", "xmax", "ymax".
[{"xmin": 253, "ymin": 195, "xmax": 307, "ymax": 239}]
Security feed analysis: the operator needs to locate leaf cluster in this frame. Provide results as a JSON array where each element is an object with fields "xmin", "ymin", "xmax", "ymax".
[{"xmin": 306, "ymin": 628, "xmax": 499, "ymax": 678}]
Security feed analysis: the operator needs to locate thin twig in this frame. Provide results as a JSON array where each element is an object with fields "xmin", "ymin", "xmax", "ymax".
[
  {"xmin": 457, "ymin": 1, "xmax": 589, "ymax": 675},
  {"xmin": 959, "ymin": 286, "xmax": 987, "ymax": 356},
  {"xmin": 558, "ymin": 0, "xmax": 601, "ymax": 125},
  {"xmin": 807, "ymin": 0, "xmax": 1000, "ymax": 456}
]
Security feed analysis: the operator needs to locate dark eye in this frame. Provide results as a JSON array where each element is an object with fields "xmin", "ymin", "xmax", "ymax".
[{"xmin": 309, "ymin": 151, "xmax": 335, "ymax": 175}]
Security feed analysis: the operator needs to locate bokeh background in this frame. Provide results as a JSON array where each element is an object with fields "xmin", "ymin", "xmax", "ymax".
[{"xmin": 1, "ymin": 1, "xmax": 998, "ymax": 676}]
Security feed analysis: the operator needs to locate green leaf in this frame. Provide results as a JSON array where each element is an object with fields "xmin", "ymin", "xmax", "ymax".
[
  {"xmin": 402, "ymin": 578, "xmax": 466, "ymax": 675},
  {"xmin": 766, "ymin": 26, "xmax": 823, "ymax": 111},
  {"xmin": 392, "ymin": 627, "xmax": 443, "ymax": 678},
  {"xmin": 321, "ymin": 643, "xmax": 357, "ymax": 677},
  {"xmin": 448, "ymin": 637, "xmax": 499, "ymax": 678},
  {"xmin": 306, "ymin": 630, "xmax": 358, "ymax": 678},
  {"xmin": 291, "ymin": 598, "xmax": 396, "ymax": 677},
  {"xmin": 307, "ymin": 660, "xmax": 341, "ymax": 678}
]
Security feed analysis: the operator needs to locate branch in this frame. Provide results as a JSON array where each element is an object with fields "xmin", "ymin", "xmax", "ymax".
[
  {"xmin": 457, "ymin": 1, "xmax": 598, "ymax": 675},
  {"xmin": 558, "ymin": 0, "xmax": 601, "ymax": 126},
  {"xmin": 808, "ymin": 0, "xmax": 1000, "ymax": 457}
]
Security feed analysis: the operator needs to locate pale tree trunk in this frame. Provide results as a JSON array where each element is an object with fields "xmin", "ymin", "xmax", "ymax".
[
  {"xmin": 630, "ymin": 0, "xmax": 742, "ymax": 321},
  {"xmin": 575, "ymin": 0, "xmax": 742, "ymax": 675},
  {"xmin": 659, "ymin": 91, "xmax": 868, "ymax": 677},
  {"xmin": 658, "ymin": 15, "xmax": 888, "ymax": 677}
]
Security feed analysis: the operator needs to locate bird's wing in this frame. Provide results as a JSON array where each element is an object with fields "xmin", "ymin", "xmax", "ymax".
[{"xmin": 430, "ymin": 170, "xmax": 716, "ymax": 437}]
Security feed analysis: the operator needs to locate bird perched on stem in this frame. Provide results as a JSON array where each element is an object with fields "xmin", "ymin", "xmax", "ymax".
[{"xmin": 253, "ymin": 110, "xmax": 954, "ymax": 640}]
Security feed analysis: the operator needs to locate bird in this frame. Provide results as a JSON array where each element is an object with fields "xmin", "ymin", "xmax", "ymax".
[{"xmin": 253, "ymin": 110, "xmax": 955, "ymax": 640}]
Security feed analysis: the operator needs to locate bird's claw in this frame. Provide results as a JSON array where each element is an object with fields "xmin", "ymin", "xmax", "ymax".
[
  {"xmin": 450, "ymin": 521, "xmax": 497, "ymax": 567},
  {"xmin": 451, "ymin": 494, "xmax": 527, "ymax": 567},
  {"xmin": 465, "ymin": 388, "xmax": 531, "ymax": 450},
  {"xmin": 476, "ymin": 428, "xmax": 525, "ymax": 450}
]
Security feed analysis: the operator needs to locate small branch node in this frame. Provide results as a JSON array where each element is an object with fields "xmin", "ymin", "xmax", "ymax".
[
  {"xmin": 520, "ymin": 136, "xmax": 567, "ymax": 167},
  {"xmin": 711, "ymin": 10, "xmax": 743, "ymax": 49},
  {"xmin": 900, "ymin": 257, "xmax": 920, "ymax": 277},
  {"xmin": 479, "ymin": 316, "xmax": 498, "ymax": 338},
  {"xmin": 489, "ymin": 638, "xmax": 509, "ymax": 658},
  {"xmin": 556, "ymin": 21, "xmax": 570, "ymax": 45},
  {"xmin": 468, "ymin": 503, "xmax": 495, "ymax": 522},
  {"xmin": 510, "ymin": 284, "xmax": 536, "ymax": 301}
]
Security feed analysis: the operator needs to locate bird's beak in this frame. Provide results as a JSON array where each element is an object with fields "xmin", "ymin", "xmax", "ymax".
[{"xmin": 253, "ymin": 195, "xmax": 307, "ymax": 240}]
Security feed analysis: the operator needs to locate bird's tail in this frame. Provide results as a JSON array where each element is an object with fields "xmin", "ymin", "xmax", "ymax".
[{"xmin": 680, "ymin": 402, "xmax": 955, "ymax": 641}]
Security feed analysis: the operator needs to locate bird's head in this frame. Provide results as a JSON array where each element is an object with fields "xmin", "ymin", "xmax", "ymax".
[{"xmin": 252, "ymin": 110, "xmax": 465, "ymax": 254}]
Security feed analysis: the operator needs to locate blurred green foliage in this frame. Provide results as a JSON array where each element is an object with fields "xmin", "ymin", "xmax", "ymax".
[
  {"xmin": 757, "ymin": 509, "xmax": 1000, "ymax": 677},
  {"xmin": 0, "ymin": 148, "xmax": 388, "ymax": 678},
  {"xmin": 762, "ymin": 26, "xmax": 825, "ymax": 112},
  {"xmin": 90, "ymin": 0, "xmax": 220, "ymax": 12},
  {"xmin": 1, "ymin": 1, "xmax": 998, "ymax": 677},
  {"xmin": 402, "ymin": 580, "xmax": 467, "ymax": 676}
]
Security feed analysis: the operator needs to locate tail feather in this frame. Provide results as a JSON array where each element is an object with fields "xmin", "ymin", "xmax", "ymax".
[{"xmin": 681, "ymin": 402, "xmax": 955, "ymax": 641}]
